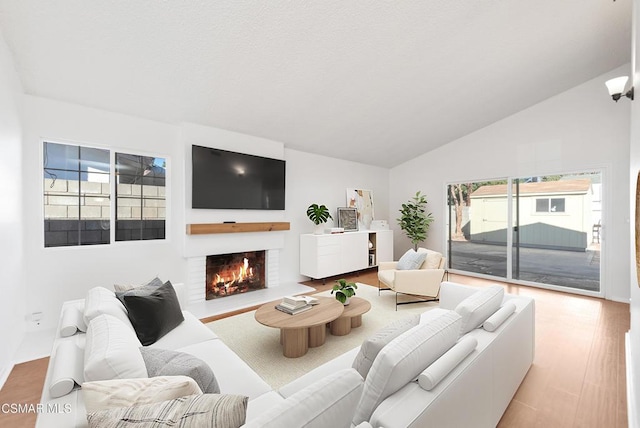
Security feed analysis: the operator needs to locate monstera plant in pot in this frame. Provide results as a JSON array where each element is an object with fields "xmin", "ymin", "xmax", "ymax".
[
  {"xmin": 306, "ymin": 203, "xmax": 333, "ymax": 235},
  {"xmin": 331, "ymin": 279, "xmax": 357, "ymax": 305}
]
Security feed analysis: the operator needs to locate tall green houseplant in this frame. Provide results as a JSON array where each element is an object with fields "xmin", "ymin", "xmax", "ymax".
[{"xmin": 397, "ymin": 191, "xmax": 434, "ymax": 250}]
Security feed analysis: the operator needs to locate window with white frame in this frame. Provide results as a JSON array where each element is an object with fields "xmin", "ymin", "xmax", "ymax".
[{"xmin": 43, "ymin": 141, "xmax": 167, "ymax": 247}]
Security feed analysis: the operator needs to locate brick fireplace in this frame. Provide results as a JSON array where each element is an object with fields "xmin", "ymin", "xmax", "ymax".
[{"xmin": 183, "ymin": 223, "xmax": 288, "ymax": 312}]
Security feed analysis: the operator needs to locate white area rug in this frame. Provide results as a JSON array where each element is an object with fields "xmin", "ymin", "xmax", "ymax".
[{"xmin": 205, "ymin": 283, "xmax": 438, "ymax": 388}]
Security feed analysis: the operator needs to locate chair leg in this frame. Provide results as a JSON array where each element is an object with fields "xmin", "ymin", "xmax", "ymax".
[{"xmin": 377, "ymin": 280, "xmax": 390, "ymax": 295}]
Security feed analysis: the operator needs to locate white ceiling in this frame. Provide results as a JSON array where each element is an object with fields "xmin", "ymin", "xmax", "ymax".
[{"xmin": 0, "ymin": 1, "xmax": 632, "ymax": 168}]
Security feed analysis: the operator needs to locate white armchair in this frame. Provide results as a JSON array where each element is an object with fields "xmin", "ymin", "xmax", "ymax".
[{"xmin": 378, "ymin": 248, "xmax": 447, "ymax": 310}]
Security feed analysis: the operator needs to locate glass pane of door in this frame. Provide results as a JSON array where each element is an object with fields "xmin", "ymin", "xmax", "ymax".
[
  {"xmin": 447, "ymin": 181, "xmax": 509, "ymax": 278},
  {"xmin": 512, "ymin": 173, "xmax": 601, "ymax": 292}
]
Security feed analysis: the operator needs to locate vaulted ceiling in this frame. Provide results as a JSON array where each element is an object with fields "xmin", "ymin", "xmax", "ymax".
[{"xmin": 0, "ymin": 1, "xmax": 632, "ymax": 167}]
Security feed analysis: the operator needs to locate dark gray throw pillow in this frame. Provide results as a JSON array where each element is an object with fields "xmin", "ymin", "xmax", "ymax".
[
  {"xmin": 120, "ymin": 281, "xmax": 184, "ymax": 345},
  {"xmin": 140, "ymin": 347, "xmax": 220, "ymax": 394}
]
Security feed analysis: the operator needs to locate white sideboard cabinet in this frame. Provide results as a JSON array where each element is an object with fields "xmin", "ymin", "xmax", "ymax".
[{"xmin": 300, "ymin": 230, "xmax": 393, "ymax": 280}]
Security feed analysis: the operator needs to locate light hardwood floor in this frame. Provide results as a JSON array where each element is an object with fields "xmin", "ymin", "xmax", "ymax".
[{"xmin": 0, "ymin": 271, "xmax": 629, "ymax": 428}]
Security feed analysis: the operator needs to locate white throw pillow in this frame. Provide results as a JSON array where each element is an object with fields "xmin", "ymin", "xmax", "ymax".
[
  {"xmin": 84, "ymin": 287, "xmax": 132, "ymax": 328},
  {"xmin": 84, "ymin": 314, "xmax": 148, "ymax": 382},
  {"xmin": 352, "ymin": 314, "xmax": 421, "ymax": 379},
  {"xmin": 60, "ymin": 304, "xmax": 87, "ymax": 337},
  {"xmin": 396, "ymin": 249, "xmax": 428, "ymax": 270},
  {"xmin": 244, "ymin": 369, "xmax": 363, "ymax": 428},
  {"xmin": 353, "ymin": 311, "xmax": 462, "ymax": 425},
  {"xmin": 49, "ymin": 340, "xmax": 84, "ymax": 398},
  {"xmin": 82, "ymin": 376, "xmax": 202, "ymax": 413},
  {"xmin": 417, "ymin": 336, "xmax": 477, "ymax": 391},
  {"xmin": 454, "ymin": 285, "xmax": 504, "ymax": 335},
  {"xmin": 483, "ymin": 301, "xmax": 517, "ymax": 332}
]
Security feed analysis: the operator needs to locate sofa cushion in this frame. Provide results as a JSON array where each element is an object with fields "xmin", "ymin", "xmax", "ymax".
[
  {"xmin": 396, "ymin": 249, "xmax": 428, "ymax": 270},
  {"xmin": 86, "ymin": 394, "xmax": 248, "ymax": 428},
  {"xmin": 148, "ymin": 311, "xmax": 218, "ymax": 350},
  {"xmin": 417, "ymin": 336, "xmax": 477, "ymax": 391},
  {"xmin": 84, "ymin": 314, "xmax": 148, "ymax": 382},
  {"xmin": 82, "ymin": 375, "xmax": 202, "ymax": 413},
  {"xmin": 84, "ymin": 287, "xmax": 132, "ymax": 328},
  {"xmin": 352, "ymin": 314, "xmax": 421, "ymax": 379},
  {"xmin": 243, "ymin": 368, "xmax": 363, "ymax": 428},
  {"xmin": 120, "ymin": 281, "xmax": 185, "ymax": 345},
  {"xmin": 140, "ymin": 347, "xmax": 220, "ymax": 393},
  {"xmin": 244, "ymin": 391, "xmax": 285, "ymax": 423},
  {"xmin": 176, "ymin": 340, "xmax": 272, "ymax": 400},
  {"xmin": 454, "ymin": 285, "xmax": 504, "ymax": 335},
  {"xmin": 417, "ymin": 248, "xmax": 443, "ymax": 269},
  {"xmin": 353, "ymin": 310, "xmax": 462, "ymax": 425},
  {"xmin": 483, "ymin": 301, "xmax": 517, "ymax": 332}
]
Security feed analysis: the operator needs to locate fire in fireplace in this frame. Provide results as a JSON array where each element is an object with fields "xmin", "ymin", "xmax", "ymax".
[{"xmin": 206, "ymin": 251, "xmax": 266, "ymax": 300}]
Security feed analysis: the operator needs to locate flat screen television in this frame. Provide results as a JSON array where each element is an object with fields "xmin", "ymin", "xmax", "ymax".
[{"xmin": 191, "ymin": 145, "xmax": 286, "ymax": 210}]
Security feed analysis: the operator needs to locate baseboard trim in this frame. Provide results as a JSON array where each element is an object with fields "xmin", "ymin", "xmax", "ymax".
[{"xmin": 626, "ymin": 332, "xmax": 638, "ymax": 428}]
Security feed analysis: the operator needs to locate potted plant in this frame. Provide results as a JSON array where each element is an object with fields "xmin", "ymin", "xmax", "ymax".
[
  {"xmin": 397, "ymin": 191, "xmax": 434, "ymax": 250},
  {"xmin": 331, "ymin": 279, "xmax": 357, "ymax": 305},
  {"xmin": 306, "ymin": 203, "xmax": 333, "ymax": 234}
]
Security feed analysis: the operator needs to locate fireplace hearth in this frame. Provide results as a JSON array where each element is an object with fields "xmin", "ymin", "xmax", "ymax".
[{"xmin": 206, "ymin": 251, "xmax": 266, "ymax": 300}]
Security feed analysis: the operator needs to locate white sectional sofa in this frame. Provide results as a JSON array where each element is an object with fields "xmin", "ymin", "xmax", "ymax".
[{"xmin": 37, "ymin": 281, "xmax": 534, "ymax": 428}]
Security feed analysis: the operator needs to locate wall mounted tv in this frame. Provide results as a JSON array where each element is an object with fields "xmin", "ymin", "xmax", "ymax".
[{"xmin": 191, "ymin": 145, "xmax": 286, "ymax": 210}]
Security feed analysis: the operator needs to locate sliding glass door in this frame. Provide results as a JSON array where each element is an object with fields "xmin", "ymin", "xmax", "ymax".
[{"xmin": 447, "ymin": 172, "xmax": 601, "ymax": 294}]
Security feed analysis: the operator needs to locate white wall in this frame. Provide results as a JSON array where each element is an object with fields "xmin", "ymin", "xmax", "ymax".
[
  {"xmin": 284, "ymin": 148, "xmax": 390, "ymax": 282},
  {"xmin": 0, "ymin": 29, "xmax": 25, "ymax": 385},
  {"xmin": 21, "ymin": 96, "xmax": 185, "ymax": 331},
  {"xmin": 628, "ymin": 0, "xmax": 640, "ymax": 424},
  {"xmin": 390, "ymin": 66, "xmax": 631, "ymax": 302},
  {"xmin": 179, "ymin": 123, "xmax": 390, "ymax": 284},
  {"xmin": 20, "ymin": 101, "xmax": 390, "ymax": 331}
]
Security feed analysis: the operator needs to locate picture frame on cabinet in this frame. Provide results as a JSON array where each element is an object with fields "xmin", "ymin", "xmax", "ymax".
[
  {"xmin": 337, "ymin": 207, "xmax": 358, "ymax": 232},
  {"xmin": 346, "ymin": 188, "xmax": 375, "ymax": 230}
]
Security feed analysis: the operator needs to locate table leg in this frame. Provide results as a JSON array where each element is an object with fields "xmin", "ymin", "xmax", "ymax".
[
  {"xmin": 330, "ymin": 317, "xmax": 352, "ymax": 336},
  {"xmin": 281, "ymin": 328, "xmax": 308, "ymax": 358},
  {"xmin": 309, "ymin": 324, "xmax": 327, "ymax": 347},
  {"xmin": 351, "ymin": 315, "xmax": 363, "ymax": 328}
]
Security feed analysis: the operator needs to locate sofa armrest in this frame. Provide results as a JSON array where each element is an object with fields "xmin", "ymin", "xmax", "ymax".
[
  {"xmin": 393, "ymin": 269, "xmax": 444, "ymax": 297},
  {"xmin": 243, "ymin": 368, "xmax": 364, "ymax": 428},
  {"xmin": 378, "ymin": 261, "xmax": 398, "ymax": 271}
]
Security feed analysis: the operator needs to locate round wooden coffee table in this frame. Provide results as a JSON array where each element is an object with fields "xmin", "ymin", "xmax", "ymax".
[
  {"xmin": 255, "ymin": 296, "xmax": 344, "ymax": 358},
  {"xmin": 329, "ymin": 297, "xmax": 371, "ymax": 336}
]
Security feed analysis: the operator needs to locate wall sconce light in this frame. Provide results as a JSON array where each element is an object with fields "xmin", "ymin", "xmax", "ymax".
[{"xmin": 605, "ymin": 76, "xmax": 634, "ymax": 102}]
